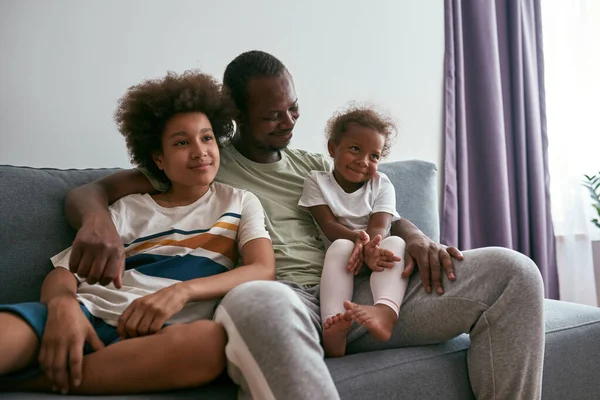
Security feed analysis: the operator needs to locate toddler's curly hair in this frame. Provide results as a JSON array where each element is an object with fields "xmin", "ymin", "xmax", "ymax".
[
  {"xmin": 115, "ymin": 69, "xmax": 236, "ymax": 183},
  {"xmin": 326, "ymin": 103, "xmax": 398, "ymax": 158}
]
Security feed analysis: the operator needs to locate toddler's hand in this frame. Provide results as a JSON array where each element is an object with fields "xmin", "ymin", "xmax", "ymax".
[
  {"xmin": 364, "ymin": 235, "xmax": 401, "ymax": 272},
  {"xmin": 346, "ymin": 231, "xmax": 370, "ymax": 275}
]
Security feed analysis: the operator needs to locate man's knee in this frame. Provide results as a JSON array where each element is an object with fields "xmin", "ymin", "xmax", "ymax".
[
  {"xmin": 463, "ymin": 247, "xmax": 544, "ymax": 301},
  {"xmin": 488, "ymin": 247, "xmax": 542, "ymax": 284},
  {"xmin": 500, "ymin": 248, "xmax": 545, "ymax": 307},
  {"xmin": 217, "ymin": 281, "xmax": 319, "ymax": 350},
  {"xmin": 220, "ymin": 280, "xmax": 306, "ymax": 320}
]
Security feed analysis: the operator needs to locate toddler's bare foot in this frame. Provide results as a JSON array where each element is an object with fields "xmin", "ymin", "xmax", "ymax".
[
  {"xmin": 343, "ymin": 300, "xmax": 396, "ymax": 341},
  {"xmin": 322, "ymin": 312, "xmax": 352, "ymax": 358}
]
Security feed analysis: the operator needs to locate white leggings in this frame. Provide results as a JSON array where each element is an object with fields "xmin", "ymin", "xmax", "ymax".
[{"xmin": 320, "ymin": 236, "xmax": 408, "ymax": 322}]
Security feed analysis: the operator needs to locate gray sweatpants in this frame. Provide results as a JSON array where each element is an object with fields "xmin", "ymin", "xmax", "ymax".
[{"xmin": 215, "ymin": 247, "xmax": 545, "ymax": 400}]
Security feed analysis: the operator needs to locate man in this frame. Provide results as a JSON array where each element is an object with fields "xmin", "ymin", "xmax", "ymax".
[{"xmin": 63, "ymin": 51, "xmax": 545, "ymax": 400}]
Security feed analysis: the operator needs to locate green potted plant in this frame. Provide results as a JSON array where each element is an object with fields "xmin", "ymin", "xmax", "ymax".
[{"xmin": 583, "ymin": 172, "xmax": 600, "ymax": 228}]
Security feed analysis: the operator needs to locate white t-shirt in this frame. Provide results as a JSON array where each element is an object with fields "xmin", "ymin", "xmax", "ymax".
[
  {"xmin": 298, "ymin": 171, "xmax": 401, "ymax": 249},
  {"xmin": 51, "ymin": 182, "xmax": 270, "ymax": 326}
]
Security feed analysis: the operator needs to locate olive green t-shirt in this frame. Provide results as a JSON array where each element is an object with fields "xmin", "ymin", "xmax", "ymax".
[{"xmin": 140, "ymin": 144, "xmax": 332, "ymax": 286}]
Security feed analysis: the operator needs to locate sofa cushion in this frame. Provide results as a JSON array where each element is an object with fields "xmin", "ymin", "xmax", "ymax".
[
  {"xmin": 541, "ymin": 299, "xmax": 600, "ymax": 398},
  {"xmin": 330, "ymin": 335, "xmax": 473, "ymax": 400}
]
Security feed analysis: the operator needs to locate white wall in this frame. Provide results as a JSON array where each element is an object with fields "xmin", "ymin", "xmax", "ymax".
[{"xmin": 0, "ymin": 0, "xmax": 444, "ymax": 172}]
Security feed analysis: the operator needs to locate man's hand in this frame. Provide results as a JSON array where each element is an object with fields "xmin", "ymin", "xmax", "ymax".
[
  {"xmin": 364, "ymin": 235, "xmax": 401, "ymax": 272},
  {"xmin": 69, "ymin": 214, "xmax": 125, "ymax": 288},
  {"xmin": 117, "ymin": 285, "xmax": 188, "ymax": 339},
  {"xmin": 400, "ymin": 234, "xmax": 463, "ymax": 294},
  {"xmin": 346, "ymin": 231, "xmax": 370, "ymax": 275},
  {"xmin": 39, "ymin": 295, "xmax": 105, "ymax": 394}
]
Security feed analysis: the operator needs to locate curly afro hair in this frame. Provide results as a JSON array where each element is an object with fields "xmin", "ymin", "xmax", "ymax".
[
  {"xmin": 326, "ymin": 103, "xmax": 398, "ymax": 158},
  {"xmin": 115, "ymin": 69, "xmax": 236, "ymax": 184}
]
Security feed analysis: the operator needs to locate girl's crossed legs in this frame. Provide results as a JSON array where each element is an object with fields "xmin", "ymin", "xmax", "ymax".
[{"xmin": 0, "ymin": 302, "xmax": 225, "ymax": 395}]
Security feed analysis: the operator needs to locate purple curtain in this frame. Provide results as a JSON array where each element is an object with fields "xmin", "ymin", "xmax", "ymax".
[{"xmin": 442, "ymin": 0, "xmax": 558, "ymax": 298}]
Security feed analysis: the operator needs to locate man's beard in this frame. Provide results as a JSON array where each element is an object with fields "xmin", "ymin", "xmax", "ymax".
[
  {"xmin": 267, "ymin": 129, "xmax": 293, "ymax": 151},
  {"xmin": 268, "ymin": 143, "xmax": 289, "ymax": 151}
]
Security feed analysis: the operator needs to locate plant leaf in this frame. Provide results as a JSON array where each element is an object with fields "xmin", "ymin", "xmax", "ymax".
[
  {"xmin": 582, "ymin": 174, "xmax": 600, "ymax": 228},
  {"xmin": 588, "ymin": 190, "xmax": 600, "ymax": 203}
]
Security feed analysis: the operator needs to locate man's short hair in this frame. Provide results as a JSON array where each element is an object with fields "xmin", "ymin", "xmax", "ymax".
[{"xmin": 223, "ymin": 50, "xmax": 288, "ymax": 115}]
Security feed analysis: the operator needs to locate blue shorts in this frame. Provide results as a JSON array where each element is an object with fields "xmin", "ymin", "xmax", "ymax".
[{"xmin": 0, "ymin": 302, "xmax": 121, "ymax": 380}]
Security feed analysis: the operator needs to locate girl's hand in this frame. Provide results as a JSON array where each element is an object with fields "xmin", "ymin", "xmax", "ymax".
[
  {"xmin": 346, "ymin": 231, "xmax": 370, "ymax": 275},
  {"xmin": 117, "ymin": 285, "xmax": 188, "ymax": 339},
  {"xmin": 364, "ymin": 235, "xmax": 401, "ymax": 272},
  {"xmin": 40, "ymin": 295, "xmax": 105, "ymax": 394}
]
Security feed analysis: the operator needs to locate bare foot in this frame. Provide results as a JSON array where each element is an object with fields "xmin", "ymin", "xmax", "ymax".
[
  {"xmin": 343, "ymin": 301, "xmax": 396, "ymax": 341},
  {"xmin": 322, "ymin": 312, "xmax": 352, "ymax": 358}
]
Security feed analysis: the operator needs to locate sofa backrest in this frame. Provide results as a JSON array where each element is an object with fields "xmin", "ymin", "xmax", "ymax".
[
  {"xmin": 0, "ymin": 160, "xmax": 439, "ymax": 304},
  {"xmin": 379, "ymin": 161, "xmax": 440, "ymax": 243},
  {"xmin": 0, "ymin": 166, "xmax": 119, "ymax": 304}
]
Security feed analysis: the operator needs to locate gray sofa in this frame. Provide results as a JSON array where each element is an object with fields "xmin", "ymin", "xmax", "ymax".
[{"xmin": 1, "ymin": 161, "xmax": 600, "ymax": 399}]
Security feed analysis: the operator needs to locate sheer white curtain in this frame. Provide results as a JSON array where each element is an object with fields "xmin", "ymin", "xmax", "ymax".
[{"xmin": 542, "ymin": 0, "xmax": 600, "ymax": 306}]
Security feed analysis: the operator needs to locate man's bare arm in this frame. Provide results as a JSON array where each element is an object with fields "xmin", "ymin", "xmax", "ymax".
[
  {"xmin": 64, "ymin": 169, "xmax": 156, "ymax": 287},
  {"xmin": 65, "ymin": 169, "xmax": 156, "ymax": 229},
  {"xmin": 390, "ymin": 217, "xmax": 424, "ymax": 242}
]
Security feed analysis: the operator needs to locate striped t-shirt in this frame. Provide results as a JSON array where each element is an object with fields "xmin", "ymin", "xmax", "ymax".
[
  {"xmin": 140, "ymin": 145, "xmax": 333, "ymax": 286},
  {"xmin": 51, "ymin": 182, "xmax": 270, "ymax": 326}
]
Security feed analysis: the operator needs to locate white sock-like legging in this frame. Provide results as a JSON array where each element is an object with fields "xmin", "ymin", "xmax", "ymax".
[{"xmin": 320, "ymin": 236, "xmax": 409, "ymax": 322}]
